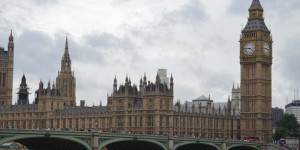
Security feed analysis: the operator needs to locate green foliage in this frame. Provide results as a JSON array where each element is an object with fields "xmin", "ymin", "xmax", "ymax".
[
  {"xmin": 274, "ymin": 127, "xmax": 288, "ymax": 140},
  {"xmin": 275, "ymin": 114, "xmax": 300, "ymax": 139}
]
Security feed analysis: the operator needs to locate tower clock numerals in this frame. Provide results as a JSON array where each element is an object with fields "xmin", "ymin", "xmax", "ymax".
[
  {"xmin": 263, "ymin": 42, "xmax": 270, "ymax": 56},
  {"xmin": 243, "ymin": 42, "xmax": 255, "ymax": 55}
]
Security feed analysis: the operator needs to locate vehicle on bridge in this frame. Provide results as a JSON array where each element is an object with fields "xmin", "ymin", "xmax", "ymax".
[{"xmin": 243, "ymin": 136, "xmax": 260, "ymax": 142}]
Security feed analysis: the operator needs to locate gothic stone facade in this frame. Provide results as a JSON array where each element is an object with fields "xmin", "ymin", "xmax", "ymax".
[
  {"xmin": 0, "ymin": 31, "xmax": 14, "ymax": 106},
  {"xmin": 240, "ymin": 0, "xmax": 273, "ymax": 139},
  {"xmin": 0, "ymin": 0, "xmax": 272, "ymax": 140}
]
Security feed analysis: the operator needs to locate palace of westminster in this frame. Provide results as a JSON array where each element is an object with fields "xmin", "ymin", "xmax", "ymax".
[{"xmin": 0, "ymin": 0, "xmax": 272, "ymax": 140}]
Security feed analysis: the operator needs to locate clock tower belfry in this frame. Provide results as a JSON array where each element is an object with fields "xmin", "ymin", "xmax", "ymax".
[{"xmin": 240, "ymin": 0, "xmax": 272, "ymax": 140}]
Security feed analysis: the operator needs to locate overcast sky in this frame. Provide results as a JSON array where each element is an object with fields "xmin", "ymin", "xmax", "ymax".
[{"xmin": 0, "ymin": 0, "xmax": 300, "ymax": 108}]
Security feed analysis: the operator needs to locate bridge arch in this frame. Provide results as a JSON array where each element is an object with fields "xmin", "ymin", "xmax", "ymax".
[
  {"xmin": 174, "ymin": 141, "xmax": 220, "ymax": 150},
  {"xmin": 227, "ymin": 145, "xmax": 259, "ymax": 150},
  {"xmin": 99, "ymin": 138, "xmax": 167, "ymax": 150},
  {"xmin": 0, "ymin": 134, "xmax": 90, "ymax": 150}
]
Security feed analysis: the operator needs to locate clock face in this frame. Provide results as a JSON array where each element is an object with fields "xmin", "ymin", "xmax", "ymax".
[
  {"xmin": 243, "ymin": 42, "xmax": 255, "ymax": 55},
  {"xmin": 263, "ymin": 42, "xmax": 270, "ymax": 56}
]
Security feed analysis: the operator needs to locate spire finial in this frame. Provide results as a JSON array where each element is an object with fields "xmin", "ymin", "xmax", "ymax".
[
  {"xmin": 65, "ymin": 36, "xmax": 69, "ymax": 53},
  {"xmin": 9, "ymin": 29, "xmax": 13, "ymax": 41},
  {"xmin": 143, "ymin": 73, "xmax": 147, "ymax": 81},
  {"xmin": 114, "ymin": 75, "xmax": 117, "ymax": 84},
  {"xmin": 47, "ymin": 79, "xmax": 51, "ymax": 90},
  {"xmin": 125, "ymin": 74, "xmax": 128, "ymax": 83}
]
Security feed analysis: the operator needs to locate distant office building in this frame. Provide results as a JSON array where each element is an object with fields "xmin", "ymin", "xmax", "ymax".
[
  {"xmin": 272, "ymin": 107, "xmax": 284, "ymax": 132},
  {"xmin": 157, "ymin": 69, "xmax": 169, "ymax": 87},
  {"xmin": 285, "ymin": 100, "xmax": 300, "ymax": 123}
]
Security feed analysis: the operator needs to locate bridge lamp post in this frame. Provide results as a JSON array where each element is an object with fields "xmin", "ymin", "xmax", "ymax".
[
  {"xmin": 32, "ymin": 120, "xmax": 35, "ymax": 129},
  {"xmin": 95, "ymin": 119, "xmax": 99, "ymax": 132}
]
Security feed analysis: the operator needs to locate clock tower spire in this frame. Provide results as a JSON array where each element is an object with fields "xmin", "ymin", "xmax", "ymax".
[{"xmin": 240, "ymin": 0, "xmax": 272, "ymax": 140}]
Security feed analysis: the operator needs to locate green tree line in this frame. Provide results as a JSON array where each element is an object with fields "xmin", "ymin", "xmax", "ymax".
[{"xmin": 274, "ymin": 114, "xmax": 300, "ymax": 140}]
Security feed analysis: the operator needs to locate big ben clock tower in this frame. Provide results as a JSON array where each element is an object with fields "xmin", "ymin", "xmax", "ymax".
[{"xmin": 240, "ymin": 0, "xmax": 272, "ymax": 140}]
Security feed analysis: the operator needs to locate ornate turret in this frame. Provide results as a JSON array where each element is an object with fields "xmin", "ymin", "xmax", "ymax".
[
  {"xmin": 56, "ymin": 36, "xmax": 76, "ymax": 106},
  {"xmin": 47, "ymin": 80, "xmax": 51, "ymax": 91},
  {"xmin": 125, "ymin": 75, "xmax": 129, "ymax": 84},
  {"xmin": 113, "ymin": 75, "xmax": 117, "ymax": 92},
  {"xmin": 170, "ymin": 74, "xmax": 174, "ymax": 91},
  {"xmin": 227, "ymin": 97, "xmax": 232, "ymax": 115},
  {"xmin": 61, "ymin": 37, "xmax": 71, "ymax": 72},
  {"xmin": 39, "ymin": 80, "xmax": 43, "ymax": 90},
  {"xmin": 0, "ymin": 31, "xmax": 14, "ymax": 105},
  {"xmin": 143, "ymin": 73, "xmax": 147, "ymax": 86},
  {"xmin": 8, "ymin": 30, "xmax": 14, "ymax": 51},
  {"xmin": 17, "ymin": 75, "xmax": 29, "ymax": 105},
  {"xmin": 139, "ymin": 76, "xmax": 143, "ymax": 91}
]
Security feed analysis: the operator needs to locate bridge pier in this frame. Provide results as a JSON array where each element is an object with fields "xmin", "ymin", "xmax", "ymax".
[
  {"xmin": 92, "ymin": 132, "xmax": 99, "ymax": 150},
  {"xmin": 221, "ymin": 140, "xmax": 226, "ymax": 150},
  {"xmin": 168, "ymin": 136, "xmax": 173, "ymax": 150}
]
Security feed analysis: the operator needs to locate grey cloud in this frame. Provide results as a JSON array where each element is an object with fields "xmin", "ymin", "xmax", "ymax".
[
  {"xmin": 227, "ymin": 0, "xmax": 300, "ymax": 18},
  {"xmin": 263, "ymin": 0, "xmax": 300, "ymax": 13},
  {"xmin": 15, "ymin": 30, "xmax": 60, "ymax": 78},
  {"xmin": 277, "ymin": 34, "xmax": 300, "ymax": 85},
  {"xmin": 160, "ymin": 0, "xmax": 208, "ymax": 26},
  {"xmin": 226, "ymin": 0, "xmax": 249, "ymax": 16},
  {"xmin": 31, "ymin": 0, "xmax": 58, "ymax": 5},
  {"xmin": 83, "ymin": 33, "xmax": 135, "ymax": 50},
  {"xmin": 81, "ymin": 32, "xmax": 141, "ymax": 65}
]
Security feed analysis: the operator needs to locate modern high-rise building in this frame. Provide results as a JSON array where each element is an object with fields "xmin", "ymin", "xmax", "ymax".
[
  {"xmin": 240, "ymin": 0, "xmax": 273, "ymax": 139},
  {"xmin": 272, "ymin": 107, "xmax": 284, "ymax": 132},
  {"xmin": 285, "ymin": 101, "xmax": 300, "ymax": 123},
  {"xmin": 157, "ymin": 69, "xmax": 169, "ymax": 87}
]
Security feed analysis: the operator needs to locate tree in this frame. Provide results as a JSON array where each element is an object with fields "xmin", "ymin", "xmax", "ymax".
[
  {"xmin": 274, "ymin": 127, "xmax": 288, "ymax": 140},
  {"xmin": 274, "ymin": 114, "xmax": 300, "ymax": 140}
]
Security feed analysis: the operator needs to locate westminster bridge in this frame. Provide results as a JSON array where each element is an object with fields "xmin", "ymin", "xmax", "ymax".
[{"xmin": 0, "ymin": 129, "xmax": 281, "ymax": 150}]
